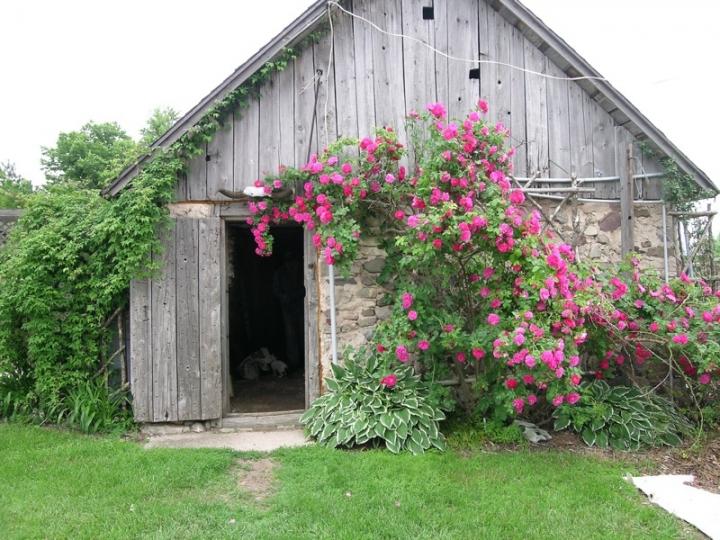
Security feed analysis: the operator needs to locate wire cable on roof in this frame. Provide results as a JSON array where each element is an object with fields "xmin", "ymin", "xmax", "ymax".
[{"xmin": 327, "ymin": 0, "xmax": 608, "ymax": 82}]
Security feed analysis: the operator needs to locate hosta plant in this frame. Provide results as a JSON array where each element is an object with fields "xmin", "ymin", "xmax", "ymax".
[
  {"xmin": 553, "ymin": 380, "xmax": 692, "ymax": 451},
  {"xmin": 300, "ymin": 350, "xmax": 447, "ymax": 454}
]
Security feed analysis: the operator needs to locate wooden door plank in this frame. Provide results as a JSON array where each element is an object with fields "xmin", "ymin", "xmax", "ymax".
[
  {"xmin": 401, "ymin": 0, "xmax": 436, "ymax": 113},
  {"xmin": 199, "ymin": 217, "xmax": 223, "ymax": 419},
  {"xmin": 151, "ymin": 223, "xmax": 178, "ymax": 422},
  {"xmin": 591, "ymin": 99, "xmax": 617, "ymax": 198},
  {"xmin": 175, "ymin": 218, "xmax": 201, "ymax": 420},
  {"xmin": 568, "ymin": 82, "xmax": 593, "ymax": 178},
  {"xmin": 304, "ymin": 231, "xmax": 320, "ymax": 406},
  {"xmin": 278, "ymin": 62, "xmax": 296, "ymax": 168}
]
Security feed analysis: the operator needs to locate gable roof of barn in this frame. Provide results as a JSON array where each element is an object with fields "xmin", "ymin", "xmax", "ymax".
[{"xmin": 104, "ymin": 0, "xmax": 717, "ymax": 197}]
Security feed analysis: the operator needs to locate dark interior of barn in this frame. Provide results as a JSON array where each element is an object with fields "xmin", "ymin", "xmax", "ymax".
[{"xmin": 227, "ymin": 224, "xmax": 305, "ymax": 413}]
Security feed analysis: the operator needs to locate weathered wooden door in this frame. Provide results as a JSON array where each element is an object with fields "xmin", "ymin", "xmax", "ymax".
[{"xmin": 129, "ymin": 217, "xmax": 223, "ymax": 422}]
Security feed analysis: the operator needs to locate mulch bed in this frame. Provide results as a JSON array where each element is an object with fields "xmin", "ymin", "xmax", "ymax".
[{"xmin": 528, "ymin": 430, "xmax": 720, "ymax": 494}]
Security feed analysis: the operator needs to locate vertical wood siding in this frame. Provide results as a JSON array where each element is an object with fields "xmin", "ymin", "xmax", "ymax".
[
  {"xmin": 133, "ymin": 0, "xmax": 662, "ymax": 422},
  {"xmin": 180, "ymin": 0, "xmax": 652, "ymax": 201},
  {"xmin": 130, "ymin": 218, "xmax": 223, "ymax": 422}
]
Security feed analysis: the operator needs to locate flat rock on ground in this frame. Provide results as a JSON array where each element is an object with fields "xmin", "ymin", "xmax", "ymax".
[{"xmin": 144, "ymin": 429, "xmax": 309, "ymax": 452}]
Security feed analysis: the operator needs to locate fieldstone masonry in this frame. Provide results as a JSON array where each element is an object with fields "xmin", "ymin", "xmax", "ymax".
[
  {"xmin": 315, "ymin": 202, "xmax": 673, "ymax": 381},
  {"xmin": 0, "ymin": 210, "xmax": 21, "ymax": 247}
]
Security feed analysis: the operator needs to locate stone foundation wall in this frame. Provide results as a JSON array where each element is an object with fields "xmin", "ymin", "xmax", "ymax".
[
  {"xmin": 0, "ymin": 210, "xmax": 21, "ymax": 246},
  {"xmin": 537, "ymin": 200, "xmax": 672, "ymax": 274},
  {"xmin": 317, "ymin": 238, "xmax": 392, "ymax": 384},
  {"xmin": 315, "ymin": 202, "xmax": 672, "ymax": 381}
]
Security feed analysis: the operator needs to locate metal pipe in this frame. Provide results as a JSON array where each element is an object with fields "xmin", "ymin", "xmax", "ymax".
[
  {"xmin": 662, "ymin": 203, "xmax": 670, "ymax": 283},
  {"xmin": 328, "ymin": 263, "xmax": 338, "ymax": 365}
]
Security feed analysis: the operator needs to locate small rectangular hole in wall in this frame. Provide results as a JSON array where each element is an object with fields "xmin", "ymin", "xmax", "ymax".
[
  {"xmin": 469, "ymin": 68, "xmax": 480, "ymax": 80},
  {"xmin": 205, "ymin": 154, "xmax": 211, "ymax": 162},
  {"xmin": 422, "ymin": 5, "xmax": 434, "ymax": 19}
]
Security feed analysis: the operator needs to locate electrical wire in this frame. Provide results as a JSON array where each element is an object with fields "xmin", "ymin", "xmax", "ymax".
[{"xmin": 327, "ymin": 0, "xmax": 608, "ymax": 83}]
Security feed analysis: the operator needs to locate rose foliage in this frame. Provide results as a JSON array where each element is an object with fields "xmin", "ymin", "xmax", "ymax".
[{"xmin": 246, "ymin": 100, "xmax": 719, "ymax": 429}]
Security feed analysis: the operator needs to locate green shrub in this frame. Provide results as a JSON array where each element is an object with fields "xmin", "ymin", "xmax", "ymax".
[
  {"xmin": 300, "ymin": 350, "xmax": 448, "ymax": 454},
  {"xmin": 553, "ymin": 381, "xmax": 692, "ymax": 451},
  {"xmin": 444, "ymin": 416, "xmax": 525, "ymax": 449}
]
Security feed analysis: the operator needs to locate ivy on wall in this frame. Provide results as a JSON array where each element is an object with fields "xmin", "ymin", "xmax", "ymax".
[{"xmin": 0, "ymin": 29, "xmax": 328, "ymax": 428}]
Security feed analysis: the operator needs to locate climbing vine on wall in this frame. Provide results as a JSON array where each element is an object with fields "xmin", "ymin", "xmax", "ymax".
[{"xmin": 0, "ymin": 33, "xmax": 327, "ymax": 428}]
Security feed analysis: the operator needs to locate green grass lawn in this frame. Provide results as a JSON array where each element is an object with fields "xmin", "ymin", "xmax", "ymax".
[{"xmin": 0, "ymin": 423, "xmax": 686, "ymax": 539}]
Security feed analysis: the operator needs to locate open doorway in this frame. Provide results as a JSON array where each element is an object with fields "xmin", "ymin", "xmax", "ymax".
[{"xmin": 227, "ymin": 224, "xmax": 305, "ymax": 413}]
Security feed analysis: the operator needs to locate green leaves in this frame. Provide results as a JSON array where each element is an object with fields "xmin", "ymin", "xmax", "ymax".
[
  {"xmin": 299, "ymin": 347, "xmax": 447, "ymax": 455},
  {"xmin": 553, "ymin": 382, "xmax": 692, "ymax": 451}
]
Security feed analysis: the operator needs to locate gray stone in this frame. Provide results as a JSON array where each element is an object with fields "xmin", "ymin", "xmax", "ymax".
[
  {"xmin": 361, "ymin": 307, "xmax": 375, "ymax": 317},
  {"xmin": 552, "ymin": 213, "xmax": 568, "ymax": 224},
  {"xmin": 358, "ymin": 317, "xmax": 377, "ymax": 328},
  {"xmin": 585, "ymin": 225, "xmax": 599, "ymax": 236},
  {"xmin": 375, "ymin": 305, "xmax": 392, "ymax": 320},
  {"xmin": 362, "ymin": 257, "xmax": 386, "ymax": 274},
  {"xmin": 190, "ymin": 422, "xmax": 206, "ymax": 433},
  {"xmin": 646, "ymin": 246, "xmax": 665, "ymax": 258},
  {"xmin": 360, "ymin": 274, "xmax": 377, "ymax": 286},
  {"xmin": 641, "ymin": 240, "xmax": 652, "ymax": 248},
  {"xmin": 514, "ymin": 420, "xmax": 552, "ymax": 443},
  {"xmin": 357, "ymin": 288, "xmax": 377, "ymax": 299},
  {"xmin": 598, "ymin": 211, "xmax": 621, "ymax": 232},
  {"xmin": 636, "ymin": 207, "xmax": 652, "ymax": 218},
  {"xmin": 376, "ymin": 295, "xmax": 392, "ymax": 307},
  {"xmin": 589, "ymin": 244, "xmax": 603, "ymax": 259}
]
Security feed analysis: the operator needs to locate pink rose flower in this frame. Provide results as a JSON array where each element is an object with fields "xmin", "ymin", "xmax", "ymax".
[
  {"xmin": 487, "ymin": 313, "xmax": 500, "ymax": 326},
  {"xmin": 380, "ymin": 374, "xmax": 398, "ymax": 389},
  {"xmin": 418, "ymin": 340, "xmax": 430, "ymax": 351},
  {"xmin": 395, "ymin": 345, "xmax": 409, "ymax": 363},
  {"xmin": 407, "ymin": 310, "xmax": 418, "ymax": 321}
]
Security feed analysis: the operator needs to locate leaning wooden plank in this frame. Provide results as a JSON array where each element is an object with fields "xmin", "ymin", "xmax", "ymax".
[
  {"xmin": 447, "ymin": 0, "xmax": 479, "ymax": 120},
  {"xmin": 259, "ymin": 71, "xmax": 281, "ymax": 178},
  {"xmin": 523, "ymin": 38, "xmax": 549, "ymax": 178},
  {"xmin": 369, "ymin": 0, "xmax": 407, "ymax": 144},
  {"xmin": 199, "ymin": 218, "xmax": 223, "ymax": 419},
  {"xmin": 313, "ymin": 30, "xmax": 339, "ymax": 151},
  {"xmin": 233, "ymin": 98, "xmax": 260, "ymax": 191},
  {"xmin": 546, "ymin": 61, "xmax": 571, "ymax": 178},
  {"xmin": 151, "ymin": 222, "xmax": 178, "ymax": 422},
  {"xmin": 509, "ymin": 25, "xmax": 527, "ymax": 177},
  {"xmin": 175, "ymin": 219, "xmax": 201, "ymax": 420},
  {"xmin": 294, "ymin": 43, "xmax": 317, "ymax": 166},
  {"xmin": 129, "ymin": 279, "xmax": 152, "ymax": 422},
  {"xmin": 351, "ymin": 0, "xmax": 377, "ymax": 139},
  {"xmin": 207, "ymin": 118, "xmax": 234, "ymax": 200},
  {"xmin": 187, "ymin": 145, "xmax": 207, "ymax": 201}
]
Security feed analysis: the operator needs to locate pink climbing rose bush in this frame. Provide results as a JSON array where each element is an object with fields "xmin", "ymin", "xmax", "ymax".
[{"xmin": 245, "ymin": 100, "xmax": 718, "ymax": 422}]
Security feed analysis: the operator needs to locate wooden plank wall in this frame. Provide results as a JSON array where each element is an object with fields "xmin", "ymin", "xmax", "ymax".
[
  {"xmin": 178, "ymin": 0, "xmax": 655, "ymax": 202},
  {"xmin": 129, "ymin": 218, "xmax": 223, "ymax": 422}
]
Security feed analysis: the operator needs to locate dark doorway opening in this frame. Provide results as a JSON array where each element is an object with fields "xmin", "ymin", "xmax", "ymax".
[{"xmin": 227, "ymin": 224, "xmax": 305, "ymax": 413}]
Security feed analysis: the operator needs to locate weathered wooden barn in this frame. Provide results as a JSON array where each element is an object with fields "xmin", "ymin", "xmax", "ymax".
[{"xmin": 105, "ymin": 0, "xmax": 717, "ymax": 425}]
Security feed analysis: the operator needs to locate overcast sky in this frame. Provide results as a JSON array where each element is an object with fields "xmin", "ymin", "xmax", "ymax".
[{"xmin": 1, "ymin": 0, "xmax": 718, "ymax": 205}]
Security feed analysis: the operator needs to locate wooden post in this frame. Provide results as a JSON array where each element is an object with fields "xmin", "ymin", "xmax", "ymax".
[{"xmin": 617, "ymin": 130, "xmax": 635, "ymax": 257}]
